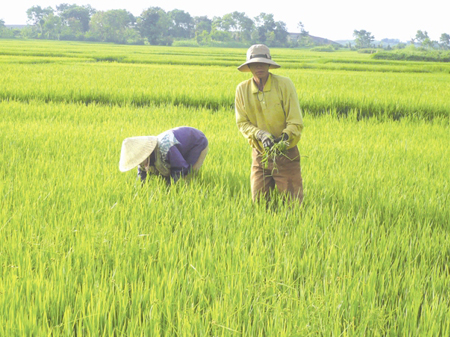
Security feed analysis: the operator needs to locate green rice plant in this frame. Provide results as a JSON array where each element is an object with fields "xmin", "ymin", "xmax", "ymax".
[
  {"xmin": 2, "ymin": 40, "xmax": 450, "ymax": 119},
  {"xmin": 261, "ymin": 139, "xmax": 289, "ymax": 171},
  {"xmin": 1, "ymin": 99, "xmax": 449, "ymax": 335},
  {"xmin": 373, "ymin": 49, "xmax": 450, "ymax": 62},
  {"xmin": 2, "ymin": 39, "xmax": 450, "ymax": 74},
  {"xmin": 0, "ymin": 41, "xmax": 449, "ymax": 335},
  {"xmin": 1, "ymin": 57, "xmax": 450, "ymax": 118}
]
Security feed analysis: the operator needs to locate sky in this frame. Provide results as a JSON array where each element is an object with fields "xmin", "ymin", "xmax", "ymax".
[{"xmin": 1, "ymin": 0, "xmax": 449, "ymax": 42}]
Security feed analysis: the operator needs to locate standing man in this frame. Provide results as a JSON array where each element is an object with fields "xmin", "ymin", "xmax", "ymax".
[{"xmin": 235, "ymin": 44, "xmax": 304, "ymax": 204}]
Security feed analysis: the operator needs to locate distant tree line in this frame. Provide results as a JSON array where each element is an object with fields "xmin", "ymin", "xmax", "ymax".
[
  {"xmin": 0, "ymin": 4, "xmax": 316, "ymax": 47},
  {"xmin": 411, "ymin": 30, "xmax": 450, "ymax": 50},
  {"xmin": 3, "ymin": 6, "xmax": 448, "ymax": 50},
  {"xmin": 352, "ymin": 29, "xmax": 450, "ymax": 50}
]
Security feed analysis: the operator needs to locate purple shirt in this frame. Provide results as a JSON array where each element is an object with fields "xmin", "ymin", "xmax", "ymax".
[{"xmin": 138, "ymin": 127, "xmax": 208, "ymax": 182}]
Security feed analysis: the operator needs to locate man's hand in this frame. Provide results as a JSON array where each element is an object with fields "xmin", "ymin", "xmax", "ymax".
[
  {"xmin": 274, "ymin": 133, "xmax": 289, "ymax": 143},
  {"xmin": 256, "ymin": 130, "xmax": 274, "ymax": 149}
]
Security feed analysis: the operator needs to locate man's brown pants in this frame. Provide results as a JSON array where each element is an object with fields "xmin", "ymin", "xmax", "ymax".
[{"xmin": 251, "ymin": 147, "xmax": 303, "ymax": 205}]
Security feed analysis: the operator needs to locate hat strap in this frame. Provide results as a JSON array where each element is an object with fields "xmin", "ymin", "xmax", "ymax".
[{"xmin": 250, "ymin": 54, "xmax": 271, "ymax": 60}]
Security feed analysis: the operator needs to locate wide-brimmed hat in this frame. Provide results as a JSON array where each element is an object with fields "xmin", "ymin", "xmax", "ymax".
[
  {"xmin": 119, "ymin": 136, "xmax": 157, "ymax": 172},
  {"xmin": 237, "ymin": 44, "xmax": 281, "ymax": 72}
]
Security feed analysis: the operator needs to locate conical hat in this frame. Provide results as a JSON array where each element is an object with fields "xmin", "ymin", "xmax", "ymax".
[{"xmin": 119, "ymin": 136, "xmax": 157, "ymax": 172}]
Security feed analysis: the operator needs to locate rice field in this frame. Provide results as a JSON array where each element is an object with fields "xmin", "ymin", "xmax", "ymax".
[{"xmin": 1, "ymin": 39, "xmax": 449, "ymax": 336}]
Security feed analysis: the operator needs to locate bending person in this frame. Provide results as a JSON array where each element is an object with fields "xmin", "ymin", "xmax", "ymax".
[{"xmin": 119, "ymin": 126, "xmax": 208, "ymax": 184}]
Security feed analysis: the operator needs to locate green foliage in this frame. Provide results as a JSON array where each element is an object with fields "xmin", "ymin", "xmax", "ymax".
[
  {"xmin": 440, "ymin": 33, "xmax": 450, "ymax": 49},
  {"xmin": 1, "ymin": 102, "xmax": 449, "ymax": 336},
  {"xmin": 194, "ymin": 16, "xmax": 212, "ymax": 35},
  {"xmin": 415, "ymin": 30, "xmax": 429, "ymax": 44},
  {"xmin": 253, "ymin": 13, "xmax": 289, "ymax": 47},
  {"xmin": 209, "ymin": 29, "xmax": 233, "ymax": 42},
  {"xmin": 261, "ymin": 140, "xmax": 289, "ymax": 170},
  {"xmin": 2, "ymin": 40, "xmax": 450, "ymax": 118},
  {"xmin": 358, "ymin": 48, "xmax": 379, "ymax": 54},
  {"xmin": 11, "ymin": 6, "xmax": 326, "ymax": 47},
  {"xmin": 373, "ymin": 48, "xmax": 450, "ymax": 62},
  {"xmin": 392, "ymin": 42, "xmax": 407, "ymax": 50},
  {"xmin": 353, "ymin": 29, "xmax": 375, "ymax": 49},
  {"xmin": 26, "ymin": 5, "xmax": 54, "ymax": 27},
  {"xmin": 168, "ymin": 9, "xmax": 194, "ymax": 39},
  {"xmin": 90, "ymin": 10, "xmax": 136, "ymax": 44},
  {"xmin": 57, "ymin": 4, "xmax": 95, "ymax": 33},
  {"xmin": 310, "ymin": 45, "xmax": 335, "ymax": 52},
  {"xmin": 172, "ymin": 39, "xmax": 200, "ymax": 47},
  {"xmin": 0, "ymin": 21, "xmax": 22, "ymax": 39},
  {"xmin": 138, "ymin": 7, "xmax": 173, "ymax": 46},
  {"xmin": 0, "ymin": 40, "xmax": 449, "ymax": 335},
  {"xmin": 42, "ymin": 13, "xmax": 62, "ymax": 40}
]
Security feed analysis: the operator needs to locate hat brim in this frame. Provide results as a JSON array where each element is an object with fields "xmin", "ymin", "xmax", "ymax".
[
  {"xmin": 119, "ymin": 136, "xmax": 158, "ymax": 172},
  {"xmin": 237, "ymin": 58, "xmax": 281, "ymax": 72}
]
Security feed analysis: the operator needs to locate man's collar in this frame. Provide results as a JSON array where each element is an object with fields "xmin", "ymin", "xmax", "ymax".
[{"xmin": 251, "ymin": 73, "xmax": 272, "ymax": 93}]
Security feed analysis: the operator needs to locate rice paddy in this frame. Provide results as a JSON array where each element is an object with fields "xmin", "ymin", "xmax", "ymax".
[{"xmin": 0, "ymin": 39, "xmax": 449, "ymax": 336}]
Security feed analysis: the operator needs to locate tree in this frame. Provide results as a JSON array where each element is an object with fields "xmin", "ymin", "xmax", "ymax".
[
  {"xmin": 90, "ymin": 9, "xmax": 136, "ymax": 44},
  {"xmin": 195, "ymin": 30, "xmax": 210, "ymax": 44},
  {"xmin": 440, "ymin": 33, "xmax": 450, "ymax": 49},
  {"xmin": 204, "ymin": 15, "xmax": 234, "ymax": 43},
  {"xmin": 298, "ymin": 22, "xmax": 309, "ymax": 37},
  {"xmin": 265, "ymin": 31, "xmax": 276, "ymax": 46},
  {"xmin": 273, "ymin": 21, "xmax": 288, "ymax": 46},
  {"xmin": 439, "ymin": 33, "xmax": 450, "ymax": 49},
  {"xmin": 231, "ymin": 12, "xmax": 254, "ymax": 42},
  {"xmin": 26, "ymin": 6, "xmax": 54, "ymax": 35},
  {"xmin": 415, "ymin": 30, "xmax": 429, "ymax": 44},
  {"xmin": 0, "ymin": 18, "xmax": 11, "ymax": 38},
  {"xmin": 353, "ymin": 29, "xmax": 374, "ymax": 48},
  {"xmin": 381, "ymin": 38, "xmax": 400, "ymax": 45},
  {"xmin": 393, "ymin": 43, "xmax": 406, "ymax": 49},
  {"xmin": 168, "ymin": 9, "xmax": 193, "ymax": 39},
  {"xmin": 57, "ymin": 4, "xmax": 95, "ymax": 33},
  {"xmin": 210, "ymin": 29, "xmax": 232, "ymax": 42},
  {"xmin": 421, "ymin": 37, "xmax": 436, "ymax": 49},
  {"xmin": 42, "ymin": 13, "xmax": 62, "ymax": 39},
  {"xmin": 254, "ymin": 13, "xmax": 276, "ymax": 44},
  {"xmin": 296, "ymin": 22, "xmax": 312, "ymax": 47},
  {"xmin": 214, "ymin": 13, "xmax": 235, "ymax": 32},
  {"xmin": 0, "ymin": 19, "xmax": 23, "ymax": 39},
  {"xmin": 138, "ymin": 7, "xmax": 172, "ymax": 45},
  {"xmin": 193, "ymin": 16, "xmax": 212, "ymax": 35}
]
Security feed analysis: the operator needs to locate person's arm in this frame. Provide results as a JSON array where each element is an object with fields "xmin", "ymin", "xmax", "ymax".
[
  {"xmin": 166, "ymin": 146, "xmax": 190, "ymax": 182},
  {"xmin": 137, "ymin": 166, "xmax": 147, "ymax": 184},
  {"xmin": 281, "ymin": 79, "xmax": 304, "ymax": 146},
  {"xmin": 235, "ymin": 85, "xmax": 261, "ymax": 143}
]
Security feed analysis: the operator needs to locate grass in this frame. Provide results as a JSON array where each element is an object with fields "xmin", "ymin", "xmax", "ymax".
[
  {"xmin": 0, "ymin": 39, "xmax": 449, "ymax": 335},
  {"xmin": 1, "ymin": 59, "xmax": 450, "ymax": 118}
]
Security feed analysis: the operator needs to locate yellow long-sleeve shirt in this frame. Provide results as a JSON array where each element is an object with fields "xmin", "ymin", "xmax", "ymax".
[{"xmin": 235, "ymin": 73, "xmax": 304, "ymax": 153}]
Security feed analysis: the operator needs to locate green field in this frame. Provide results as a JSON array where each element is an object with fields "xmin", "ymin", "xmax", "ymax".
[{"xmin": 1, "ymin": 39, "xmax": 449, "ymax": 336}]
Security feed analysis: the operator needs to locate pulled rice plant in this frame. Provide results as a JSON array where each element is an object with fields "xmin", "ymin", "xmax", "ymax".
[{"xmin": 261, "ymin": 139, "xmax": 290, "ymax": 172}]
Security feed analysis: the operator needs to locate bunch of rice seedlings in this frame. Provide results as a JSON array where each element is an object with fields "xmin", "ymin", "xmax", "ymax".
[{"xmin": 261, "ymin": 139, "xmax": 290, "ymax": 172}]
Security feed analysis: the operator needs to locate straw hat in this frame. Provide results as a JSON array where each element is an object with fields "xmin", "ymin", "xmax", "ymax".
[
  {"xmin": 119, "ymin": 136, "xmax": 157, "ymax": 172},
  {"xmin": 237, "ymin": 44, "xmax": 281, "ymax": 72}
]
